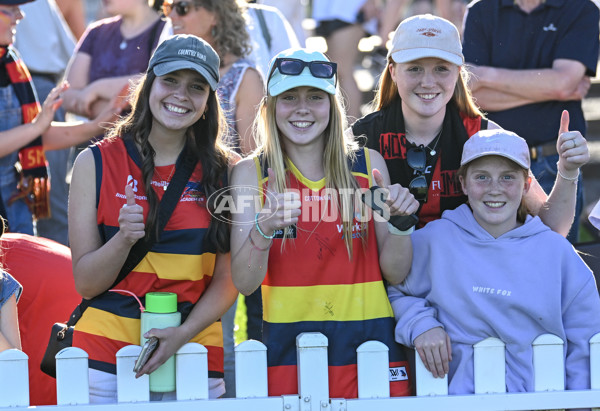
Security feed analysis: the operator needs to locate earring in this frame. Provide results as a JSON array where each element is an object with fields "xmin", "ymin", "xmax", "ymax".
[
  {"xmin": 211, "ymin": 26, "xmax": 216, "ymax": 37},
  {"xmin": 202, "ymin": 112, "xmax": 206, "ymax": 120}
]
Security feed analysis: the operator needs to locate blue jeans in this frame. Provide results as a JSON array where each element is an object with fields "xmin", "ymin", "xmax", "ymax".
[
  {"xmin": 0, "ymin": 86, "xmax": 34, "ymax": 234},
  {"xmin": 31, "ymin": 75, "xmax": 70, "ymax": 245},
  {"xmin": 530, "ymin": 153, "xmax": 583, "ymax": 243}
]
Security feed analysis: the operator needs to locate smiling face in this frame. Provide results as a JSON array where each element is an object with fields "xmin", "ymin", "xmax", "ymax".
[
  {"xmin": 149, "ymin": 69, "xmax": 210, "ymax": 136},
  {"xmin": 459, "ymin": 156, "xmax": 530, "ymax": 238},
  {"xmin": 167, "ymin": 0, "xmax": 217, "ymax": 44},
  {"xmin": 389, "ymin": 57, "xmax": 459, "ymax": 123},
  {"xmin": 0, "ymin": 5, "xmax": 23, "ymax": 46},
  {"xmin": 275, "ymin": 86, "xmax": 331, "ymax": 150}
]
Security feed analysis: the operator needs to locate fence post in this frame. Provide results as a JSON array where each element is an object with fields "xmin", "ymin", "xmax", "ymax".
[
  {"xmin": 474, "ymin": 337, "xmax": 506, "ymax": 394},
  {"xmin": 415, "ymin": 348, "xmax": 448, "ymax": 396},
  {"xmin": 0, "ymin": 349, "xmax": 29, "ymax": 407},
  {"xmin": 533, "ymin": 334, "xmax": 565, "ymax": 392},
  {"xmin": 176, "ymin": 342, "xmax": 208, "ymax": 401},
  {"xmin": 356, "ymin": 340, "xmax": 390, "ymax": 398},
  {"xmin": 591, "ymin": 332, "xmax": 600, "ymax": 390},
  {"xmin": 116, "ymin": 345, "xmax": 149, "ymax": 403},
  {"xmin": 56, "ymin": 347, "xmax": 89, "ymax": 405},
  {"xmin": 235, "ymin": 339, "xmax": 268, "ymax": 398},
  {"xmin": 297, "ymin": 332, "xmax": 329, "ymax": 411}
]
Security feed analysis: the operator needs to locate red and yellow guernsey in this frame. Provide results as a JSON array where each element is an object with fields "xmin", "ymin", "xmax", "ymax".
[
  {"xmin": 72, "ymin": 137, "xmax": 223, "ymax": 377},
  {"xmin": 255, "ymin": 148, "xmax": 411, "ymax": 398}
]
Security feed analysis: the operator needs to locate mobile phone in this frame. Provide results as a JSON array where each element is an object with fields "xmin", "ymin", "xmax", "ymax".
[
  {"xmin": 361, "ymin": 186, "xmax": 419, "ymax": 231},
  {"xmin": 133, "ymin": 336, "xmax": 159, "ymax": 373}
]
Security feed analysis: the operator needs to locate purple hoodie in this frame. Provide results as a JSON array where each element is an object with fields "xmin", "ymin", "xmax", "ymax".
[{"xmin": 388, "ymin": 204, "xmax": 600, "ymax": 394}]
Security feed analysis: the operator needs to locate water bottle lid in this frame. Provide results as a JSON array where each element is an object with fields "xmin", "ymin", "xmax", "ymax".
[{"xmin": 145, "ymin": 292, "xmax": 178, "ymax": 313}]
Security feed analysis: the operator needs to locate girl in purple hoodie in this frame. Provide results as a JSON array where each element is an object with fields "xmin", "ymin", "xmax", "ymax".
[{"xmin": 388, "ymin": 128, "xmax": 600, "ymax": 394}]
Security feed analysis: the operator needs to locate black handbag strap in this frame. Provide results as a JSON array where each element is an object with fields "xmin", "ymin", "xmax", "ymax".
[{"xmin": 66, "ymin": 139, "xmax": 197, "ymax": 326}]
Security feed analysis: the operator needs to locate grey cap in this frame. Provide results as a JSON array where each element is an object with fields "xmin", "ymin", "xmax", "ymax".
[{"xmin": 148, "ymin": 34, "xmax": 220, "ymax": 90}]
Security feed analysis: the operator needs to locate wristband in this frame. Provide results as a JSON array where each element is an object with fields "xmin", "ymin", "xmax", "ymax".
[
  {"xmin": 556, "ymin": 162, "xmax": 579, "ymax": 182},
  {"xmin": 255, "ymin": 213, "xmax": 275, "ymax": 239},
  {"xmin": 388, "ymin": 222, "xmax": 414, "ymax": 236}
]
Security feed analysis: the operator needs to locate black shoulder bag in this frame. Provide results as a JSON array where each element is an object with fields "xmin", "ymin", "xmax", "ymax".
[{"xmin": 40, "ymin": 142, "xmax": 196, "ymax": 378}]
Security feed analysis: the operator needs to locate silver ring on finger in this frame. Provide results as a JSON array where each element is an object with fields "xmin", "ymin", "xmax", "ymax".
[{"xmin": 572, "ymin": 140, "xmax": 577, "ymax": 149}]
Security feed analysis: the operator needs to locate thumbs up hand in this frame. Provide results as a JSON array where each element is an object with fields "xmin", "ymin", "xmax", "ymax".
[
  {"xmin": 557, "ymin": 110, "xmax": 589, "ymax": 174},
  {"xmin": 256, "ymin": 168, "xmax": 301, "ymax": 237},
  {"xmin": 118, "ymin": 184, "xmax": 145, "ymax": 245},
  {"xmin": 373, "ymin": 168, "xmax": 419, "ymax": 218}
]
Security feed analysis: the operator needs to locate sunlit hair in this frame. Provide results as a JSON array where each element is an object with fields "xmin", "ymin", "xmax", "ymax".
[
  {"xmin": 193, "ymin": 0, "xmax": 252, "ymax": 61},
  {"xmin": 106, "ymin": 71, "xmax": 232, "ymax": 252},
  {"xmin": 457, "ymin": 159, "xmax": 531, "ymax": 224},
  {"xmin": 372, "ymin": 58, "xmax": 484, "ymax": 118},
  {"xmin": 253, "ymin": 88, "xmax": 363, "ymax": 257}
]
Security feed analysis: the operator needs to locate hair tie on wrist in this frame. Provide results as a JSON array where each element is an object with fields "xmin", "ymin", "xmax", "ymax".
[
  {"xmin": 556, "ymin": 162, "xmax": 579, "ymax": 182},
  {"xmin": 255, "ymin": 212, "xmax": 275, "ymax": 239}
]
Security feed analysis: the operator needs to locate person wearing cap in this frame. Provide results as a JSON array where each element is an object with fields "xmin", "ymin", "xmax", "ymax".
[
  {"xmin": 388, "ymin": 129, "xmax": 600, "ymax": 394},
  {"xmin": 68, "ymin": 34, "xmax": 239, "ymax": 402},
  {"xmin": 0, "ymin": 0, "xmax": 120, "ymax": 234},
  {"xmin": 463, "ymin": 0, "xmax": 598, "ymax": 244},
  {"xmin": 352, "ymin": 13, "xmax": 588, "ymax": 239},
  {"xmin": 230, "ymin": 47, "xmax": 417, "ymax": 398},
  {"xmin": 164, "ymin": 0, "xmax": 264, "ymax": 156}
]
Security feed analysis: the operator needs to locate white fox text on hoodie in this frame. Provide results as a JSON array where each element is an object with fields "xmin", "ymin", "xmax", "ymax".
[{"xmin": 388, "ymin": 204, "xmax": 600, "ymax": 394}]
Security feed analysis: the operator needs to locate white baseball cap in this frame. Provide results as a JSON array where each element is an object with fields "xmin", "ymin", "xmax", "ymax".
[
  {"xmin": 461, "ymin": 129, "xmax": 531, "ymax": 169},
  {"xmin": 388, "ymin": 14, "xmax": 464, "ymax": 66}
]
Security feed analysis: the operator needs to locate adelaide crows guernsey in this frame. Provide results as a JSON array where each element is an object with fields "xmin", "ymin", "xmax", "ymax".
[
  {"xmin": 72, "ymin": 137, "xmax": 224, "ymax": 377},
  {"xmin": 255, "ymin": 148, "xmax": 411, "ymax": 398}
]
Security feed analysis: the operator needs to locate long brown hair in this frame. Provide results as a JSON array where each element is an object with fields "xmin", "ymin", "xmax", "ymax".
[{"xmin": 107, "ymin": 72, "xmax": 232, "ymax": 252}]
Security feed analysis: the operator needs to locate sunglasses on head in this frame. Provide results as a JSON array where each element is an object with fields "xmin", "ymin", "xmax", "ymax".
[
  {"xmin": 162, "ymin": 0, "xmax": 194, "ymax": 17},
  {"xmin": 268, "ymin": 58, "xmax": 337, "ymax": 84},
  {"xmin": 406, "ymin": 146, "xmax": 429, "ymax": 202}
]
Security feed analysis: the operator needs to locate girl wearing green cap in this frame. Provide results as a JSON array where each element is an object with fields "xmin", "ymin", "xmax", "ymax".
[{"xmin": 230, "ymin": 48, "xmax": 417, "ymax": 398}]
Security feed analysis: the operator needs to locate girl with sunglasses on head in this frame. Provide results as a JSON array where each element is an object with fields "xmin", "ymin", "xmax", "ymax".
[
  {"xmin": 352, "ymin": 14, "xmax": 589, "ymax": 236},
  {"xmin": 68, "ymin": 35, "xmax": 239, "ymax": 403},
  {"xmin": 388, "ymin": 129, "xmax": 600, "ymax": 395},
  {"xmin": 62, "ymin": 0, "xmax": 166, "ymax": 120},
  {"xmin": 164, "ymin": 0, "xmax": 264, "ymax": 156},
  {"xmin": 230, "ymin": 48, "xmax": 418, "ymax": 398}
]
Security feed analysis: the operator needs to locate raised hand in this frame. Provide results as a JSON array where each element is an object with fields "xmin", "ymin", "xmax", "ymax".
[
  {"xmin": 32, "ymin": 81, "xmax": 69, "ymax": 132},
  {"xmin": 556, "ymin": 110, "xmax": 589, "ymax": 173},
  {"xmin": 414, "ymin": 327, "xmax": 452, "ymax": 378},
  {"xmin": 118, "ymin": 184, "xmax": 145, "ymax": 245},
  {"xmin": 256, "ymin": 168, "xmax": 301, "ymax": 237},
  {"xmin": 373, "ymin": 168, "xmax": 419, "ymax": 218}
]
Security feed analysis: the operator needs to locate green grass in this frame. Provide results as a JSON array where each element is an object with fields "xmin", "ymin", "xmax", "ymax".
[{"xmin": 233, "ymin": 294, "xmax": 248, "ymax": 345}]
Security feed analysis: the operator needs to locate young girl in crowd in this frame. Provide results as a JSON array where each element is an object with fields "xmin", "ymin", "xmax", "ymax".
[
  {"xmin": 68, "ymin": 34, "xmax": 238, "ymax": 402},
  {"xmin": 0, "ymin": 218, "xmax": 21, "ymax": 352},
  {"xmin": 230, "ymin": 48, "xmax": 418, "ymax": 398},
  {"xmin": 352, "ymin": 14, "xmax": 588, "ymax": 236},
  {"xmin": 388, "ymin": 129, "xmax": 600, "ymax": 394},
  {"xmin": 0, "ymin": 0, "xmax": 119, "ymax": 233}
]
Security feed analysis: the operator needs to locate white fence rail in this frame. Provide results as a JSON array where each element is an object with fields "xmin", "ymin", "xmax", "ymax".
[{"xmin": 1, "ymin": 332, "xmax": 599, "ymax": 411}]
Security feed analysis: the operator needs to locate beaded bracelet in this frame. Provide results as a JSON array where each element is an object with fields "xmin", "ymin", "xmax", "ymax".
[
  {"xmin": 556, "ymin": 162, "xmax": 579, "ymax": 182},
  {"xmin": 255, "ymin": 212, "xmax": 275, "ymax": 239}
]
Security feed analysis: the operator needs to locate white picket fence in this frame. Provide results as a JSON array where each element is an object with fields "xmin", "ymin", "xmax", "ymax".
[{"xmin": 1, "ymin": 332, "xmax": 599, "ymax": 411}]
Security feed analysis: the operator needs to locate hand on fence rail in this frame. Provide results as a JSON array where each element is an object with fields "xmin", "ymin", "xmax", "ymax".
[{"xmin": 414, "ymin": 326, "xmax": 452, "ymax": 379}]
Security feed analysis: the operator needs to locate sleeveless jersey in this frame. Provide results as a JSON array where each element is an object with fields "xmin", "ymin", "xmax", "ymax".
[
  {"xmin": 256, "ymin": 148, "xmax": 411, "ymax": 398},
  {"xmin": 72, "ymin": 137, "xmax": 223, "ymax": 377}
]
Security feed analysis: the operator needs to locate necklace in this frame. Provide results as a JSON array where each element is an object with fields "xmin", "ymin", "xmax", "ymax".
[
  {"xmin": 154, "ymin": 165, "xmax": 175, "ymax": 191},
  {"xmin": 119, "ymin": 39, "xmax": 127, "ymax": 50},
  {"xmin": 406, "ymin": 128, "xmax": 443, "ymax": 156}
]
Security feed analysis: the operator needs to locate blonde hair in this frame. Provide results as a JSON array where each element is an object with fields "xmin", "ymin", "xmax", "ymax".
[
  {"xmin": 254, "ymin": 90, "xmax": 363, "ymax": 257},
  {"xmin": 372, "ymin": 59, "xmax": 484, "ymax": 118}
]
